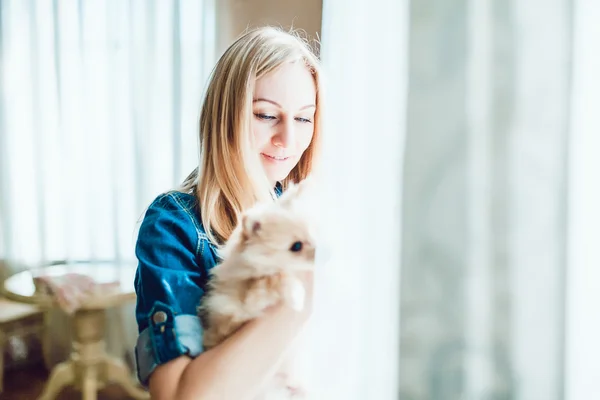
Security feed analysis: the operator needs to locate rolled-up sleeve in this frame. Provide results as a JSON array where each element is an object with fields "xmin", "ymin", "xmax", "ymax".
[{"xmin": 133, "ymin": 192, "xmax": 215, "ymax": 386}]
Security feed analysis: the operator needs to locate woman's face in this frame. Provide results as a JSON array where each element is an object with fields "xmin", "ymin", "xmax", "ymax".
[{"xmin": 252, "ymin": 62, "xmax": 316, "ymax": 185}]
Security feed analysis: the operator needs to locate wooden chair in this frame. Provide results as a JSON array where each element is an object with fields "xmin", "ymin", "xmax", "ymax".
[{"xmin": 0, "ymin": 298, "xmax": 44, "ymax": 393}]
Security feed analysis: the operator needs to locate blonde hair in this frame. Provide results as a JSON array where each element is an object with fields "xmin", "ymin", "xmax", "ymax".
[{"xmin": 180, "ymin": 26, "xmax": 322, "ymax": 246}]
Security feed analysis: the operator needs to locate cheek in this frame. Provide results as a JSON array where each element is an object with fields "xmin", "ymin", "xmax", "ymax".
[
  {"xmin": 251, "ymin": 121, "xmax": 273, "ymax": 149},
  {"xmin": 297, "ymin": 125, "xmax": 315, "ymax": 151}
]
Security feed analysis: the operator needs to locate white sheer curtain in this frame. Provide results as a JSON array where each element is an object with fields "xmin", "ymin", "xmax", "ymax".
[
  {"xmin": 311, "ymin": 0, "xmax": 408, "ymax": 398},
  {"xmin": 0, "ymin": 0, "xmax": 215, "ymax": 367},
  {"xmin": 318, "ymin": 0, "xmax": 600, "ymax": 399},
  {"xmin": 565, "ymin": 0, "xmax": 600, "ymax": 398},
  {"xmin": 0, "ymin": 0, "xmax": 215, "ymax": 268}
]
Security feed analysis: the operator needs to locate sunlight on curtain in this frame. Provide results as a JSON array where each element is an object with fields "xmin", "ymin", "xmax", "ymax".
[
  {"xmin": 565, "ymin": 1, "xmax": 600, "ymax": 398},
  {"xmin": 399, "ymin": 1, "xmax": 570, "ymax": 399},
  {"xmin": 318, "ymin": 0, "xmax": 598, "ymax": 399},
  {"xmin": 311, "ymin": 0, "xmax": 408, "ymax": 398},
  {"xmin": 0, "ymin": 0, "xmax": 215, "ymax": 268}
]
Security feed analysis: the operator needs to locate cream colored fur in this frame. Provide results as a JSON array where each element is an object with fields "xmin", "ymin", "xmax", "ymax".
[{"xmin": 199, "ymin": 179, "xmax": 316, "ymax": 399}]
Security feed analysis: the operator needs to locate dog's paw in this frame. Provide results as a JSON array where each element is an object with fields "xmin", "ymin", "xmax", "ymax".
[{"xmin": 287, "ymin": 278, "xmax": 305, "ymax": 311}]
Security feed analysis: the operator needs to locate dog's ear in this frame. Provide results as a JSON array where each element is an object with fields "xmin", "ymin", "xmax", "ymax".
[
  {"xmin": 241, "ymin": 213, "xmax": 261, "ymax": 241},
  {"xmin": 278, "ymin": 177, "xmax": 313, "ymax": 210},
  {"xmin": 278, "ymin": 182, "xmax": 297, "ymax": 209},
  {"xmin": 293, "ymin": 176, "xmax": 313, "ymax": 198}
]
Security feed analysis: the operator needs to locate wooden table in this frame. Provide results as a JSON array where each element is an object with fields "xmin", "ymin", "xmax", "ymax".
[{"xmin": 1, "ymin": 261, "xmax": 149, "ymax": 400}]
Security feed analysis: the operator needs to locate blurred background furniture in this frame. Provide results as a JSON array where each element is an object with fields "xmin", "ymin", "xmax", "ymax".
[
  {"xmin": 2, "ymin": 261, "xmax": 148, "ymax": 400},
  {"xmin": 0, "ymin": 298, "xmax": 44, "ymax": 394}
]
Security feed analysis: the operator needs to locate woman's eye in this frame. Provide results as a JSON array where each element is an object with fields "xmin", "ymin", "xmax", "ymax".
[
  {"xmin": 255, "ymin": 113, "xmax": 276, "ymax": 121},
  {"xmin": 295, "ymin": 117, "xmax": 313, "ymax": 124}
]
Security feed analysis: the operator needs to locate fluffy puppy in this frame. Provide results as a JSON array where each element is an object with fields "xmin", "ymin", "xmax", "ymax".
[{"xmin": 199, "ymin": 180, "xmax": 316, "ymax": 398}]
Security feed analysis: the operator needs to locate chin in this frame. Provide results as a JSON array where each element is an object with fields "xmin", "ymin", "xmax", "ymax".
[
  {"xmin": 264, "ymin": 167, "xmax": 293, "ymax": 184},
  {"xmin": 269, "ymin": 172, "xmax": 292, "ymax": 184}
]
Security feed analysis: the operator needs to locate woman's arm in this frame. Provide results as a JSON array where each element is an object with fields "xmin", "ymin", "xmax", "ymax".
[
  {"xmin": 149, "ymin": 299, "xmax": 310, "ymax": 400},
  {"xmin": 135, "ymin": 193, "xmax": 314, "ymax": 399}
]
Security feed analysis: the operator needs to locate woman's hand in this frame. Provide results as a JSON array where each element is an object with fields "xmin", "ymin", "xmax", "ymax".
[
  {"xmin": 271, "ymin": 269, "xmax": 314, "ymax": 320},
  {"xmin": 150, "ymin": 269, "xmax": 315, "ymax": 400}
]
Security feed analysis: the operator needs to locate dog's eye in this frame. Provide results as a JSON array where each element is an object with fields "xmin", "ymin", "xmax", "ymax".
[{"xmin": 290, "ymin": 241, "xmax": 303, "ymax": 252}]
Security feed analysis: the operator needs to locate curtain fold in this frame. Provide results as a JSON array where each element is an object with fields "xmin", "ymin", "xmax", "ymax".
[
  {"xmin": 318, "ymin": 0, "xmax": 598, "ymax": 399},
  {"xmin": 398, "ymin": 0, "xmax": 570, "ymax": 399},
  {"xmin": 313, "ymin": 0, "xmax": 408, "ymax": 398},
  {"xmin": 0, "ymin": 0, "xmax": 215, "ymax": 268},
  {"xmin": 565, "ymin": 1, "xmax": 600, "ymax": 398}
]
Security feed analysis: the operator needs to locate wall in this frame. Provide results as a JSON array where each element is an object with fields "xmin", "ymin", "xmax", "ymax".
[{"xmin": 216, "ymin": 0, "xmax": 322, "ymax": 55}]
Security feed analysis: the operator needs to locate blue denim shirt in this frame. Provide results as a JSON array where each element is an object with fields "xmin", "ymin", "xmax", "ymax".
[{"xmin": 133, "ymin": 185, "xmax": 282, "ymax": 386}]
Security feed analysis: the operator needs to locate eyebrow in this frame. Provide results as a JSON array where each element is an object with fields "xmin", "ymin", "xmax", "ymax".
[{"xmin": 253, "ymin": 98, "xmax": 316, "ymax": 111}]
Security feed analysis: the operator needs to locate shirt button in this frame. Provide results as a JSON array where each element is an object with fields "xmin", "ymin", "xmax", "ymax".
[{"xmin": 152, "ymin": 311, "xmax": 168, "ymax": 324}]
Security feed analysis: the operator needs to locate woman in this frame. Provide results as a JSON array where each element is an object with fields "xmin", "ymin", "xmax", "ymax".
[{"xmin": 134, "ymin": 26, "xmax": 322, "ymax": 399}]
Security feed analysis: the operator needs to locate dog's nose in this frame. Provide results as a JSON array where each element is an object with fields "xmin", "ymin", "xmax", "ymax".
[{"xmin": 306, "ymin": 247, "xmax": 316, "ymax": 262}]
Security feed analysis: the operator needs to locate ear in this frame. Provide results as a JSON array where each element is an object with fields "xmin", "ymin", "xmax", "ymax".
[
  {"xmin": 241, "ymin": 214, "xmax": 261, "ymax": 240},
  {"xmin": 278, "ymin": 178, "xmax": 313, "ymax": 210},
  {"xmin": 277, "ymin": 183, "xmax": 295, "ymax": 208},
  {"xmin": 294, "ymin": 176, "xmax": 313, "ymax": 197}
]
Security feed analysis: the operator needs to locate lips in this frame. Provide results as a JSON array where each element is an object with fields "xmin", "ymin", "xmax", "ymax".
[{"xmin": 261, "ymin": 153, "xmax": 291, "ymax": 161}]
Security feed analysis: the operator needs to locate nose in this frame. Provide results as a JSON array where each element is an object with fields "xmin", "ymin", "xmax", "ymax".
[
  {"xmin": 272, "ymin": 118, "xmax": 294, "ymax": 149},
  {"xmin": 306, "ymin": 247, "xmax": 316, "ymax": 262}
]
